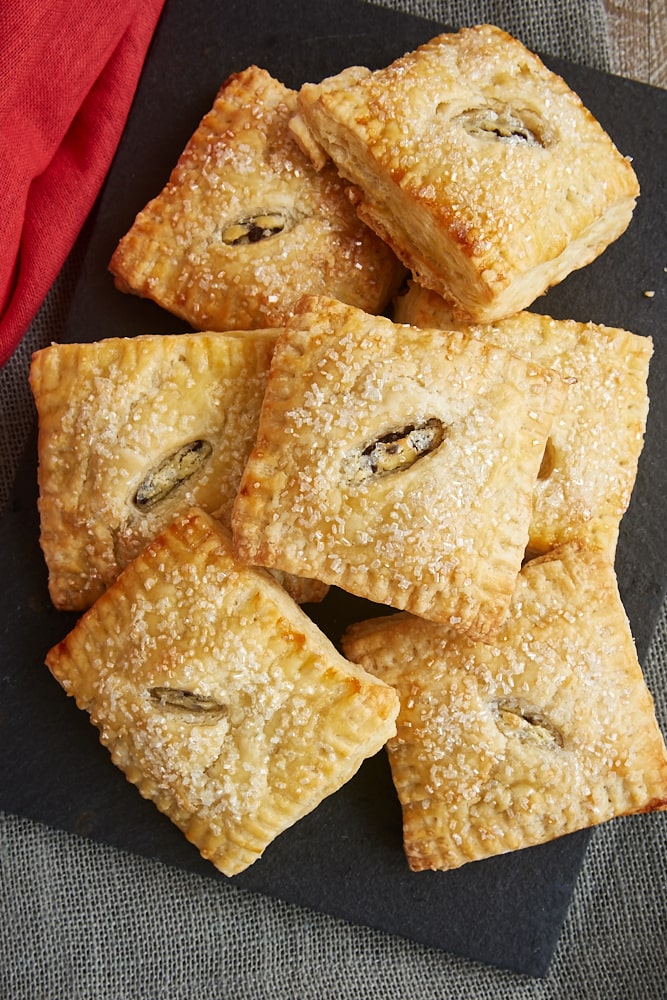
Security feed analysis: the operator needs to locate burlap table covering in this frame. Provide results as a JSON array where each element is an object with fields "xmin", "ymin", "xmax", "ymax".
[{"xmin": 2, "ymin": 2, "xmax": 665, "ymax": 996}]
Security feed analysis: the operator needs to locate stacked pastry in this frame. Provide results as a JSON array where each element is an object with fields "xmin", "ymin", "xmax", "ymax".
[{"xmin": 32, "ymin": 26, "xmax": 667, "ymax": 877}]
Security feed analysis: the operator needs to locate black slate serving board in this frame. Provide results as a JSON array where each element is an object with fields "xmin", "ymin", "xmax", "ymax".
[{"xmin": 2, "ymin": 0, "xmax": 666, "ymax": 979}]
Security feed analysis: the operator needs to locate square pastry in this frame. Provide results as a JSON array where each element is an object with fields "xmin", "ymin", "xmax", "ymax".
[
  {"xmin": 45, "ymin": 508, "xmax": 399, "ymax": 877},
  {"xmin": 291, "ymin": 25, "xmax": 639, "ymax": 322},
  {"xmin": 109, "ymin": 66, "xmax": 404, "ymax": 331},
  {"xmin": 30, "ymin": 330, "xmax": 327, "ymax": 611},
  {"xmin": 231, "ymin": 295, "xmax": 568, "ymax": 638},
  {"xmin": 393, "ymin": 280, "xmax": 653, "ymax": 556},
  {"xmin": 342, "ymin": 542, "xmax": 667, "ymax": 872}
]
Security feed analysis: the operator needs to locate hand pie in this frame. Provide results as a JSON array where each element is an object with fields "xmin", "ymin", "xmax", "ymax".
[
  {"xmin": 30, "ymin": 330, "xmax": 327, "ymax": 610},
  {"xmin": 45, "ymin": 508, "xmax": 399, "ymax": 877},
  {"xmin": 393, "ymin": 280, "xmax": 653, "ymax": 556},
  {"xmin": 291, "ymin": 25, "xmax": 639, "ymax": 322},
  {"xmin": 342, "ymin": 542, "xmax": 667, "ymax": 872},
  {"xmin": 109, "ymin": 65, "xmax": 404, "ymax": 331},
  {"xmin": 231, "ymin": 295, "xmax": 568, "ymax": 639}
]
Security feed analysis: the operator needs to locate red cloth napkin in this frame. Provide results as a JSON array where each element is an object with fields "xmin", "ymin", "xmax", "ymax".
[{"xmin": 0, "ymin": 0, "xmax": 166, "ymax": 367}]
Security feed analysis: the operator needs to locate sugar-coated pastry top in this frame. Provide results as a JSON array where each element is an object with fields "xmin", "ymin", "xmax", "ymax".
[
  {"xmin": 342, "ymin": 542, "xmax": 667, "ymax": 871},
  {"xmin": 32, "ymin": 28, "xmax": 666, "ymax": 887},
  {"xmin": 46, "ymin": 508, "xmax": 399, "ymax": 876},
  {"xmin": 109, "ymin": 66, "xmax": 405, "ymax": 330},
  {"xmin": 393, "ymin": 280, "xmax": 653, "ymax": 556},
  {"xmin": 292, "ymin": 25, "xmax": 639, "ymax": 321},
  {"xmin": 232, "ymin": 294, "xmax": 568, "ymax": 638},
  {"xmin": 30, "ymin": 331, "xmax": 278, "ymax": 610}
]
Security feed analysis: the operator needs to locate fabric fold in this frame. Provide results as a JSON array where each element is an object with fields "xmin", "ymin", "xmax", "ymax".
[{"xmin": 0, "ymin": 0, "xmax": 167, "ymax": 367}]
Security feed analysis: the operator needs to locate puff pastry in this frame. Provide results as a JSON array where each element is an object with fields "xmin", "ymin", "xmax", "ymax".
[
  {"xmin": 109, "ymin": 66, "xmax": 404, "ymax": 331},
  {"xmin": 45, "ymin": 508, "xmax": 399, "ymax": 876},
  {"xmin": 342, "ymin": 542, "xmax": 667, "ymax": 872},
  {"xmin": 291, "ymin": 25, "xmax": 639, "ymax": 322},
  {"xmin": 30, "ymin": 330, "xmax": 327, "ymax": 610},
  {"xmin": 393, "ymin": 280, "xmax": 653, "ymax": 556},
  {"xmin": 231, "ymin": 295, "xmax": 568, "ymax": 638}
]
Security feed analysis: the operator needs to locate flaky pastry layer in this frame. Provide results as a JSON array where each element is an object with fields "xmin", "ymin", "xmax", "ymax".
[{"xmin": 292, "ymin": 26, "xmax": 639, "ymax": 322}]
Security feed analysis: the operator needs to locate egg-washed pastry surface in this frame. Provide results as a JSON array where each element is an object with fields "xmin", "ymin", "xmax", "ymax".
[
  {"xmin": 109, "ymin": 66, "xmax": 404, "ymax": 331},
  {"xmin": 342, "ymin": 542, "xmax": 667, "ymax": 873},
  {"xmin": 45, "ymin": 508, "xmax": 399, "ymax": 877},
  {"xmin": 291, "ymin": 25, "xmax": 639, "ymax": 323},
  {"xmin": 231, "ymin": 295, "xmax": 568, "ymax": 639},
  {"xmin": 393, "ymin": 280, "xmax": 653, "ymax": 557},
  {"xmin": 30, "ymin": 330, "xmax": 327, "ymax": 611}
]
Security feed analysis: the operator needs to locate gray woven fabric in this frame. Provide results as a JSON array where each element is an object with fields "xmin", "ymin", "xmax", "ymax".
[
  {"xmin": 367, "ymin": 0, "xmax": 612, "ymax": 71},
  {"xmin": 2, "ymin": 2, "xmax": 666, "ymax": 997}
]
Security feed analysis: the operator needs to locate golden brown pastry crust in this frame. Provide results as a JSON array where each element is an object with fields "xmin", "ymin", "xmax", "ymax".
[
  {"xmin": 393, "ymin": 281, "xmax": 653, "ymax": 556},
  {"xmin": 342, "ymin": 542, "xmax": 667, "ymax": 872},
  {"xmin": 231, "ymin": 295, "xmax": 568, "ymax": 638},
  {"xmin": 30, "ymin": 330, "xmax": 327, "ymax": 610},
  {"xmin": 109, "ymin": 66, "xmax": 404, "ymax": 330},
  {"xmin": 292, "ymin": 26, "xmax": 639, "ymax": 322},
  {"xmin": 45, "ymin": 508, "xmax": 399, "ymax": 877}
]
